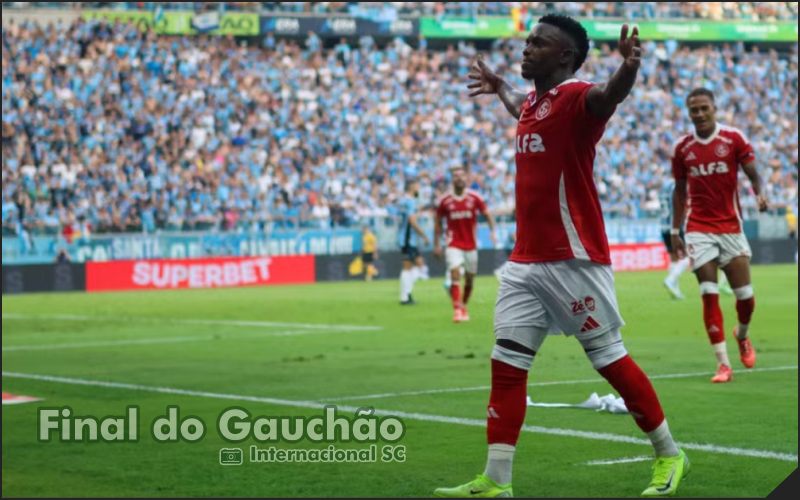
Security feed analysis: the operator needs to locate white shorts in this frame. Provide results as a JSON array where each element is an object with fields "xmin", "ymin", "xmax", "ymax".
[
  {"xmin": 493, "ymin": 260, "xmax": 625, "ymax": 350},
  {"xmin": 446, "ymin": 247, "xmax": 478, "ymax": 274},
  {"xmin": 685, "ymin": 232, "xmax": 752, "ymax": 270}
]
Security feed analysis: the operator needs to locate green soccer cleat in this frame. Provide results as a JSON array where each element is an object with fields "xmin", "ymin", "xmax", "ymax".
[
  {"xmin": 434, "ymin": 474, "xmax": 513, "ymax": 498},
  {"xmin": 641, "ymin": 450, "xmax": 690, "ymax": 497}
]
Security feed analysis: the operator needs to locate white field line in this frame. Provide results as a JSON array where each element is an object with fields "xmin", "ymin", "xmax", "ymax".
[
  {"xmin": 2, "ymin": 371, "xmax": 797, "ymax": 463},
  {"xmin": 324, "ymin": 365, "xmax": 799, "ymax": 402},
  {"xmin": 583, "ymin": 456, "xmax": 653, "ymax": 466},
  {"xmin": 1, "ymin": 313, "xmax": 382, "ymax": 332},
  {"xmin": 1, "ymin": 329, "xmax": 325, "ymax": 352}
]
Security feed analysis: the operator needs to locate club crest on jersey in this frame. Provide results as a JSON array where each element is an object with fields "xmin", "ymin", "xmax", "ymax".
[
  {"xmin": 535, "ymin": 99, "xmax": 552, "ymax": 120},
  {"xmin": 715, "ymin": 143, "xmax": 730, "ymax": 157}
]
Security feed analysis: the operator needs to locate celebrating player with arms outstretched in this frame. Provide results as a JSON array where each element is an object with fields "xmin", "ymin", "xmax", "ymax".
[
  {"xmin": 670, "ymin": 88, "xmax": 767, "ymax": 384},
  {"xmin": 434, "ymin": 15, "xmax": 687, "ymax": 498},
  {"xmin": 434, "ymin": 167, "xmax": 497, "ymax": 323}
]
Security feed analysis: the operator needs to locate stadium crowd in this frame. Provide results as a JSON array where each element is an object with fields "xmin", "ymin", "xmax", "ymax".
[
  {"xmin": 1, "ymin": 17, "xmax": 798, "ymax": 236},
  {"xmin": 4, "ymin": 2, "xmax": 800, "ymax": 21}
]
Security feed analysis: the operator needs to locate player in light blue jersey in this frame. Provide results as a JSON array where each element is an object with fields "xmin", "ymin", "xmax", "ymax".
[
  {"xmin": 660, "ymin": 179, "xmax": 690, "ymax": 299},
  {"xmin": 397, "ymin": 179, "xmax": 430, "ymax": 305}
]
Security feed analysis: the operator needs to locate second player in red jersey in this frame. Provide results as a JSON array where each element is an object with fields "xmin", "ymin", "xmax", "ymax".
[
  {"xmin": 671, "ymin": 88, "xmax": 767, "ymax": 384},
  {"xmin": 434, "ymin": 167, "xmax": 497, "ymax": 322},
  {"xmin": 672, "ymin": 124, "xmax": 755, "ymax": 234}
]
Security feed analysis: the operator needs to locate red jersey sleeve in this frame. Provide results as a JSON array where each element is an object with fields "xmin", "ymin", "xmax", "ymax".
[
  {"xmin": 572, "ymin": 82, "xmax": 614, "ymax": 142},
  {"xmin": 734, "ymin": 130, "xmax": 756, "ymax": 165},
  {"xmin": 671, "ymin": 139, "xmax": 687, "ymax": 181}
]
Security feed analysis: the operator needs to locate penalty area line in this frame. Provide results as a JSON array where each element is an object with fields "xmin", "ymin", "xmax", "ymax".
[
  {"xmin": 582, "ymin": 456, "xmax": 653, "ymax": 466},
  {"xmin": 323, "ymin": 365, "xmax": 799, "ymax": 402},
  {"xmin": 1, "ymin": 329, "xmax": 331, "ymax": 352},
  {"xmin": 1, "ymin": 313, "xmax": 383, "ymax": 332},
  {"xmin": 2, "ymin": 371, "xmax": 796, "ymax": 463}
]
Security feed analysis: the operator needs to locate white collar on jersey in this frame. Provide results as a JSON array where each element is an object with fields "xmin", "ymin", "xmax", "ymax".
[
  {"xmin": 448, "ymin": 189, "xmax": 469, "ymax": 201},
  {"xmin": 556, "ymin": 78, "xmax": 581, "ymax": 87},
  {"xmin": 692, "ymin": 122, "xmax": 720, "ymax": 145},
  {"xmin": 534, "ymin": 78, "xmax": 586, "ymax": 96},
  {"xmin": 529, "ymin": 78, "xmax": 588, "ymax": 108}
]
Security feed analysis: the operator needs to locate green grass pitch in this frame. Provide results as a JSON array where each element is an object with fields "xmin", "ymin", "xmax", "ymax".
[{"xmin": 2, "ymin": 264, "xmax": 797, "ymax": 497}]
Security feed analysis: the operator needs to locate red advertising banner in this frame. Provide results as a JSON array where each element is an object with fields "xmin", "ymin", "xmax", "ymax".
[
  {"xmin": 86, "ymin": 255, "xmax": 315, "ymax": 292},
  {"xmin": 609, "ymin": 243, "xmax": 670, "ymax": 272}
]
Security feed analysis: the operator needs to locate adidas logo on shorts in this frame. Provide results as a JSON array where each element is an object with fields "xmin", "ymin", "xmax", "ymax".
[{"xmin": 580, "ymin": 316, "xmax": 601, "ymax": 332}]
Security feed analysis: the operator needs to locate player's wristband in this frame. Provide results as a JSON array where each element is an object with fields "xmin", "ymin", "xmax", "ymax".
[{"xmin": 669, "ymin": 229, "xmax": 680, "ymax": 236}]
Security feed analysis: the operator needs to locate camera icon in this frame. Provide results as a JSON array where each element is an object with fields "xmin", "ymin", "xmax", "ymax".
[{"xmin": 219, "ymin": 448, "xmax": 243, "ymax": 466}]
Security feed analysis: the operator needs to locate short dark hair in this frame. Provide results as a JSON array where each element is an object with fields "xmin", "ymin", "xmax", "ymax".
[
  {"xmin": 539, "ymin": 14, "xmax": 589, "ymax": 72},
  {"xmin": 686, "ymin": 88, "xmax": 715, "ymax": 105}
]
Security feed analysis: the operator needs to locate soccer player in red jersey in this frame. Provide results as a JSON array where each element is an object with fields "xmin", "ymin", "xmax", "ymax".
[
  {"xmin": 670, "ymin": 88, "xmax": 767, "ymax": 384},
  {"xmin": 434, "ymin": 15, "xmax": 688, "ymax": 498},
  {"xmin": 434, "ymin": 167, "xmax": 497, "ymax": 323}
]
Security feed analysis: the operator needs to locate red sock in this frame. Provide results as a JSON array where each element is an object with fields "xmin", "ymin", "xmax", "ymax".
[
  {"xmin": 598, "ymin": 355, "xmax": 665, "ymax": 433},
  {"xmin": 464, "ymin": 282, "xmax": 473, "ymax": 305},
  {"xmin": 701, "ymin": 293, "xmax": 725, "ymax": 344},
  {"xmin": 736, "ymin": 297, "xmax": 755, "ymax": 326},
  {"xmin": 450, "ymin": 284, "xmax": 461, "ymax": 310},
  {"xmin": 487, "ymin": 359, "xmax": 528, "ymax": 445}
]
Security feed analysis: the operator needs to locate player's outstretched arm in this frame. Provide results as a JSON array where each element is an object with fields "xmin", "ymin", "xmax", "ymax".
[
  {"xmin": 586, "ymin": 24, "xmax": 641, "ymax": 119},
  {"xmin": 467, "ymin": 55, "xmax": 526, "ymax": 119},
  {"xmin": 741, "ymin": 161, "xmax": 769, "ymax": 212},
  {"xmin": 671, "ymin": 179, "xmax": 688, "ymax": 259}
]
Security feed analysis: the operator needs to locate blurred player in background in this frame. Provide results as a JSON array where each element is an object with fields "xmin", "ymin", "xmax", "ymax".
[
  {"xmin": 670, "ymin": 88, "xmax": 768, "ymax": 384},
  {"xmin": 434, "ymin": 167, "xmax": 497, "ymax": 322},
  {"xmin": 397, "ymin": 179, "xmax": 430, "ymax": 305},
  {"xmin": 361, "ymin": 225, "xmax": 379, "ymax": 281},
  {"xmin": 435, "ymin": 16, "xmax": 687, "ymax": 498},
  {"xmin": 660, "ymin": 179, "xmax": 690, "ymax": 299}
]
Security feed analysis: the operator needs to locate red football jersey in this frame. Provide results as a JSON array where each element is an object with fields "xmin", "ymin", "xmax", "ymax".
[
  {"xmin": 671, "ymin": 124, "xmax": 755, "ymax": 234},
  {"xmin": 511, "ymin": 79, "xmax": 613, "ymax": 265},
  {"xmin": 436, "ymin": 190, "xmax": 487, "ymax": 251}
]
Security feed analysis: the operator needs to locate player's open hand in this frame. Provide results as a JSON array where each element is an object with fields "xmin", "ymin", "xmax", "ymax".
[
  {"xmin": 618, "ymin": 24, "xmax": 642, "ymax": 69},
  {"xmin": 670, "ymin": 233, "xmax": 687, "ymax": 260},
  {"xmin": 757, "ymin": 194, "xmax": 769, "ymax": 212},
  {"xmin": 467, "ymin": 54, "xmax": 501, "ymax": 97},
  {"xmin": 433, "ymin": 246, "xmax": 443, "ymax": 259}
]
